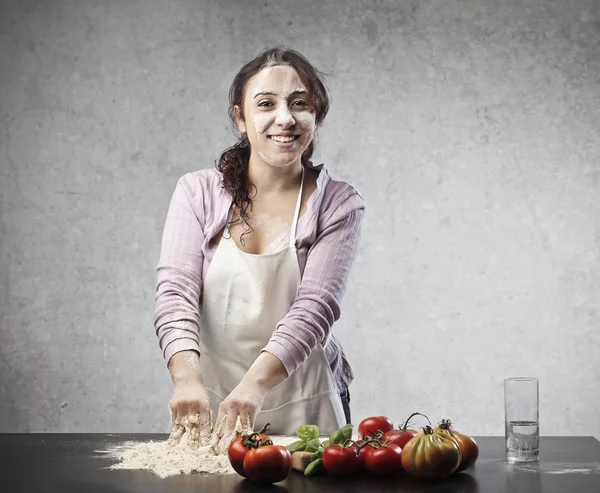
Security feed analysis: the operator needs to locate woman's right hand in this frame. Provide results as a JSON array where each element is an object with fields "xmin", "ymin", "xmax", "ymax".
[{"xmin": 168, "ymin": 379, "xmax": 213, "ymax": 448}]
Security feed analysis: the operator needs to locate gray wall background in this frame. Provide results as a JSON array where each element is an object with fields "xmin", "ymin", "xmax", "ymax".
[{"xmin": 1, "ymin": 0, "xmax": 598, "ymax": 437}]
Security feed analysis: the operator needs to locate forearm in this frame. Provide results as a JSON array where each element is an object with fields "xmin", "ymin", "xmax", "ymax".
[
  {"xmin": 241, "ymin": 351, "xmax": 289, "ymax": 394},
  {"xmin": 168, "ymin": 350, "xmax": 203, "ymax": 385}
]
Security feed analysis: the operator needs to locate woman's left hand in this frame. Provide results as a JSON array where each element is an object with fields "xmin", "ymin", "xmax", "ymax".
[{"xmin": 210, "ymin": 381, "xmax": 267, "ymax": 454}]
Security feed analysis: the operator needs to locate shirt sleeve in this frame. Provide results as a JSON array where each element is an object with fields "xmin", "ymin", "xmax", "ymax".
[
  {"xmin": 154, "ymin": 175, "xmax": 205, "ymax": 366},
  {"xmin": 262, "ymin": 192, "xmax": 366, "ymax": 376}
]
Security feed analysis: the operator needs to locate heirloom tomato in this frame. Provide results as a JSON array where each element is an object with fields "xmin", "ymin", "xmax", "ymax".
[
  {"xmin": 243, "ymin": 445, "xmax": 293, "ymax": 484},
  {"xmin": 401, "ymin": 426, "xmax": 462, "ymax": 481},
  {"xmin": 434, "ymin": 419, "xmax": 479, "ymax": 472},
  {"xmin": 357, "ymin": 416, "xmax": 394, "ymax": 439}
]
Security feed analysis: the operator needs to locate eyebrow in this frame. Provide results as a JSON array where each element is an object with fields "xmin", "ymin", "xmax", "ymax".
[{"xmin": 253, "ymin": 90, "xmax": 308, "ymax": 99}]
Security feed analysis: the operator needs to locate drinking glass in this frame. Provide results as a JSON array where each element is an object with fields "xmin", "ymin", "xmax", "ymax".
[{"xmin": 504, "ymin": 377, "xmax": 539, "ymax": 462}]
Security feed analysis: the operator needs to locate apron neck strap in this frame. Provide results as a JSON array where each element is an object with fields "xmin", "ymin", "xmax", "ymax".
[{"xmin": 289, "ymin": 166, "xmax": 305, "ymax": 249}]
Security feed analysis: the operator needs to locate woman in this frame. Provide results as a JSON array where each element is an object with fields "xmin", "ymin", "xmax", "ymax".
[{"xmin": 154, "ymin": 47, "xmax": 365, "ymax": 451}]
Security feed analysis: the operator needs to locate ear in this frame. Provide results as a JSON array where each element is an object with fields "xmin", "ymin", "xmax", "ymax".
[{"xmin": 233, "ymin": 105, "xmax": 247, "ymax": 134}]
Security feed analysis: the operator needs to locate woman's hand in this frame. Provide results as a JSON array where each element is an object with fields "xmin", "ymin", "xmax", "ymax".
[
  {"xmin": 210, "ymin": 381, "xmax": 266, "ymax": 454},
  {"xmin": 210, "ymin": 352, "xmax": 288, "ymax": 454},
  {"xmin": 166, "ymin": 351, "xmax": 212, "ymax": 449},
  {"xmin": 168, "ymin": 379, "xmax": 213, "ymax": 448}
]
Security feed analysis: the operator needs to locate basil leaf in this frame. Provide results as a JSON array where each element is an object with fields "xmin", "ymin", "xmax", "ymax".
[
  {"xmin": 296, "ymin": 425, "xmax": 320, "ymax": 442},
  {"xmin": 286, "ymin": 440, "xmax": 307, "ymax": 453},
  {"xmin": 320, "ymin": 439, "xmax": 331, "ymax": 448},
  {"xmin": 304, "ymin": 458, "xmax": 324, "ymax": 477},
  {"xmin": 305, "ymin": 438, "xmax": 321, "ymax": 453},
  {"xmin": 340, "ymin": 424, "xmax": 354, "ymax": 442},
  {"xmin": 329, "ymin": 430, "xmax": 344, "ymax": 445},
  {"xmin": 310, "ymin": 449, "xmax": 323, "ymax": 462}
]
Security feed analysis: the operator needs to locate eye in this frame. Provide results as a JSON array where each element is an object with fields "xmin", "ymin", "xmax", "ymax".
[
  {"xmin": 258, "ymin": 101, "xmax": 273, "ymax": 107},
  {"xmin": 293, "ymin": 100, "xmax": 309, "ymax": 107}
]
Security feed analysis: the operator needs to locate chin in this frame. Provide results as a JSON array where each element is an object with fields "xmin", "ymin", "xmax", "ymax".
[{"xmin": 258, "ymin": 151, "xmax": 300, "ymax": 168}]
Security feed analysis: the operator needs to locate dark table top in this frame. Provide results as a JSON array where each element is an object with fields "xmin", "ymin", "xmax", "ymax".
[{"xmin": 1, "ymin": 434, "xmax": 599, "ymax": 493}]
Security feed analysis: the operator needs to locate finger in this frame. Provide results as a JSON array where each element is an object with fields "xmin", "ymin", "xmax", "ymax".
[
  {"xmin": 247, "ymin": 409, "xmax": 257, "ymax": 431},
  {"xmin": 187, "ymin": 416, "xmax": 200, "ymax": 450},
  {"xmin": 199, "ymin": 408, "xmax": 212, "ymax": 446},
  {"xmin": 209, "ymin": 414, "xmax": 227, "ymax": 454},
  {"xmin": 240, "ymin": 411, "xmax": 251, "ymax": 435},
  {"xmin": 217, "ymin": 427, "xmax": 236, "ymax": 455},
  {"xmin": 224, "ymin": 411, "xmax": 238, "ymax": 439},
  {"xmin": 172, "ymin": 402, "xmax": 186, "ymax": 425},
  {"xmin": 213, "ymin": 409, "xmax": 227, "ymax": 439},
  {"xmin": 167, "ymin": 423, "xmax": 185, "ymax": 446}
]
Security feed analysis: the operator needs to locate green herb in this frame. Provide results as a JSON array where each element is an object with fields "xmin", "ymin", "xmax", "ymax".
[
  {"xmin": 304, "ymin": 458, "xmax": 324, "ymax": 476},
  {"xmin": 310, "ymin": 449, "xmax": 323, "ymax": 462},
  {"xmin": 286, "ymin": 440, "xmax": 307, "ymax": 453},
  {"xmin": 288, "ymin": 423, "xmax": 355, "ymax": 476},
  {"xmin": 305, "ymin": 438, "xmax": 321, "ymax": 452},
  {"xmin": 296, "ymin": 425, "xmax": 320, "ymax": 442}
]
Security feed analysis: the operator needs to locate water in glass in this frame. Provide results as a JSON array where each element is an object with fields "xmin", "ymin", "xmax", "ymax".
[{"xmin": 505, "ymin": 420, "xmax": 539, "ymax": 462}]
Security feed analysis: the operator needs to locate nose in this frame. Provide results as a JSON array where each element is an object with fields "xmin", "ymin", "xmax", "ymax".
[{"xmin": 274, "ymin": 103, "xmax": 295, "ymax": 127}]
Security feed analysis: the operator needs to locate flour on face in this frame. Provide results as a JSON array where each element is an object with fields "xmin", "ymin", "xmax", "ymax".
[{"xmin": 242, "ymin": 65, "xmax": 316, "ymax": 169}]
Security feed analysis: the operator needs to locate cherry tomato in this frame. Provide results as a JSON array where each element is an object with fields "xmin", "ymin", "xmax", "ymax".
[
  {"xmin": 322, "ymin": 444, "xmax": 363, "ymax": 477},
  {"xmin": 434, "ymin": 419, "xmax": 479, "ymax": 472},
  {"xmin": 401, "ymin": 426, "xmax": 462, "ymax": 481},
  {"xmin": 228, "ymin": 432, "xmax": 270, "ymax": 477},
  {"xmin": 363, "ymin": 443, "xmax": 403, "ymax": 477},
  {"xmin": 358, "ymin": 416, "xmax": 394, "ymax": 439},
  {"xmin": 243, "ymin": 445, "xmax": 292, "ymax": 484}
]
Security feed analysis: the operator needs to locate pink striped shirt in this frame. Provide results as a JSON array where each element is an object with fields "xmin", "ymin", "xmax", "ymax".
[{"xmin": 154, "ymin": 162, "xmax": 366, "ymax": 391}]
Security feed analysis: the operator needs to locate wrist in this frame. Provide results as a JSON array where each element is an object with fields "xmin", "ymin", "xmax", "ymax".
[
  {"xmin": 242, "ymin": 351, "xmax": 288, "ymax": 394},
  {"xmin": 168, "ymin": 350, "xmax": 203, "ymax": 385}
]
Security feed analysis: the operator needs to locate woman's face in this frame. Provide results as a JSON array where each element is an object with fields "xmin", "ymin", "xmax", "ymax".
[{"xmin": 235, "ymin": 65, "xmax": 316, "ymax": 169}]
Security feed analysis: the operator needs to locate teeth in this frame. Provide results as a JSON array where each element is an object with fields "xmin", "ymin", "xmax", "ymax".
[{"xmin": 270, "ymin": 135, "xmax": 296, "ymax": 143}]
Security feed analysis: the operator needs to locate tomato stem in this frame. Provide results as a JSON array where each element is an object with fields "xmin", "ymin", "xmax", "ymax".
[
  {"xmin": 257, "ymin": 423, "xmax": 271, "ymax": 435},
  {"xmin": 241, "ymin": 422, "xmax": 272, "ymax": 449},
  {"xmin": 399, "ymin": 412, "xmax": 431, "ymax": 430},
  {"xmin": 421, "ymin": 425, "xmax": 435, "ymax": 435},
  {"xmin": 352, "ymin": 431, "xmax": 385, "ymax": 455},
  {"xmin": 437, "ymin": 418, "xmax": 453, "ymax": 430}
]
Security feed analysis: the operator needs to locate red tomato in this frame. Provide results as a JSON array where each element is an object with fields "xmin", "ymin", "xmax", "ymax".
[
  {"xmin": 401, "ymin": 426, "xmax": 462, "ymax": 481},
  {"xmin": 434, "ymin": 419, "xmax": 479, "ymax": 472},
  {"xmin": 322, "ymin": 445, "xmax": 363, "ymax": 477},
  {"xmin": 363, "ymin": 443, "xmax": 403, "ymax": 477},
  {"xmin": 349, "ymin": 440, "xmax": 372, "ymax": 474},
  {"xmin": 382, "ymin": 428, "xmax": 419, "ymax": 449},
  {"xmin": 358, "ymin": 416, "xmax": 394, "ymax": 439},
  {"xmin": 243, "ymin": 445, "xmax": 292, "ymax": 484},
  {"xmin": 228, "ymin": 433, "xmax": 270, "ymax": 477}
]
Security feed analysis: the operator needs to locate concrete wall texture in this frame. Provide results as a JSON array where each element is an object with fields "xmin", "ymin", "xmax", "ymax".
[{"xmin": 1, "ymin": 0, "xmax": 598, "ymax": 437}]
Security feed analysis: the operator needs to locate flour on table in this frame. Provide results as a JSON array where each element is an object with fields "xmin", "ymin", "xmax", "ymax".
[{"xmin": 96, "ymin": 430, "xmax": 299, "ymax": 479}]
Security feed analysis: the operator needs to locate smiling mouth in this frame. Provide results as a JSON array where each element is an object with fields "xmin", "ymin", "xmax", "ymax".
[{"xmin": 268, "ymin": 135, "xmax": 300, "ymax": 143}]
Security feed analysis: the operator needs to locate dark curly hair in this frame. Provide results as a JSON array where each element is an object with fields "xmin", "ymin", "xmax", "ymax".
[{"xmin": 216, "ymin": 46, "xmax": 331, "ymax": 244}]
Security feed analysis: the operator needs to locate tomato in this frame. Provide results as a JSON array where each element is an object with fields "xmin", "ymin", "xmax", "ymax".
[
  {"xmin": 401, "ymin": 426, "xmax": 462, "ymax": 481},
  {"xmin": 228, "ymin": 432, "xmax": 270, "ymax": 477},
  {"xmin": 434, "ymin": 419, "xmax": 479, "ymax": 472},
  {"xmin": 243, "ymin": 445, "xmax": 292, "ymax": 484},
  {"xmin": 357, "ymin": 416, "xmax": 394, "ymax": 439},
  {"xmin": 363, "ymin": 443, "xmax": 403, "ymax": 477},
  {"xmin": 382, "ymin": 428, "xmax": 418, "ymax": 449},
  {"xmin": 349, "ymin": 440, "xmax": 372, "ymax": 474},
  {"xmin": 322, "ymin": 444, "xmax": 363, "ymax": 477}
]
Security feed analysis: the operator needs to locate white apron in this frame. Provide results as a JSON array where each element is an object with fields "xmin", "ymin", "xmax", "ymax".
[{"xmin": 198, "ymin": 167, "xmax": 346, "ymax": 435}]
